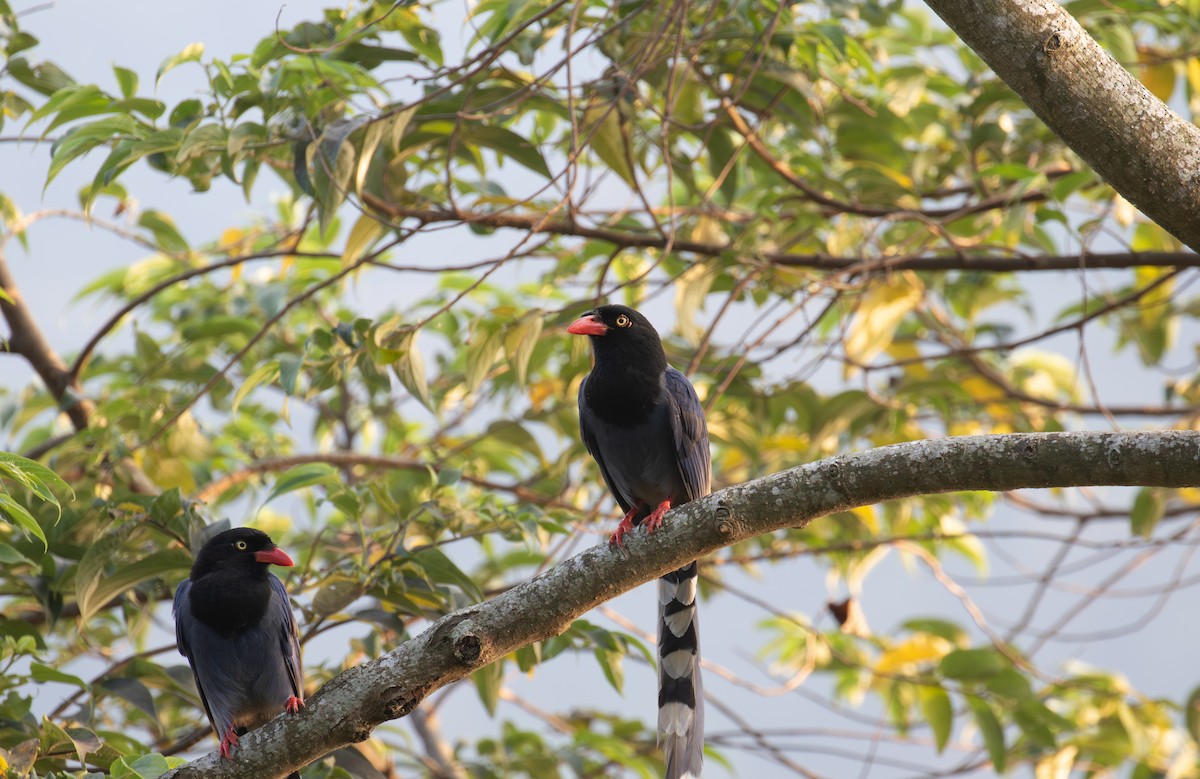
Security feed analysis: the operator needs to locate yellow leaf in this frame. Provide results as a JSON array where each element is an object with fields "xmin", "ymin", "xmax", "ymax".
[
  {"xmin": 1135, "ymin": 266, "xmax": 1174, "ymax": 328},
  {"xmin": 849, "ymin": 505, "xmax": 879, "ymax": 534},
  {"xmin": 674, "ymin": 262, "xmax": 713, "ymax": 344},
  {"xmin": 885, "ymin": 339, "xmax": 928, "ymax": 378},
  {"xmin": 528, "ymin": 379, "xmax": 559, "ymax": 412},
  {"xmin": 874, "ymin": 633, "xmax": 953, "ymax": 674},
  {"xmin": 844, "ymin": 272, "xmax": 924, "ymax": 372},
  {"xmin": 1113, "ymin": 193, "xmax": 1136, "ymax": 227},
  {"xmin": 1034, "ymin": 746, "xmax": 1078, "ymax": 779},
  {"xmin": 1177, "ymin": 487, "xmax": 1200, "ymax": 504},
  {"xmin": 343, "ymin": 214, "xmax": 387, "ymax": 266},
  {"xmin": 1139, "ymin": 61, "xmax": 1176, "ymax": 101},
  {"xmin": 219, "ymin": 228, "xmax": 245, "ymax": 249},
  {"xmin": 1010, "ymin": 348, "xmax": 1081, "ymax": 402},
  {"xmin": 1188, "ymin": 58, "xmax": 1200, "ymax": 93},
  {"xmin": 251, "ymin": 508, "xmax": 293, "ymax": 537}
]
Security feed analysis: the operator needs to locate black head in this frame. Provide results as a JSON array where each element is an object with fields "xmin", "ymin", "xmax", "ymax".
[
  {"xmin": 189, "ymin": 527, "xmax": 294, "ymax": 581},
  {"xmin": 567, "ymin": 304, "xmax": 667, "ymax": 372}
]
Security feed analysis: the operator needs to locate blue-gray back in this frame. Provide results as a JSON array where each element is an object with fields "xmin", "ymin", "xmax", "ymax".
[{"xmin": 174, "ymin": 575, "xmax": 302, "ymax": 736}]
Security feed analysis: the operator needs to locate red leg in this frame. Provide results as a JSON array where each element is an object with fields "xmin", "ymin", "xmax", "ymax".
[
  {"xmin": 608, "ymin": 502, "xmax": 645, "ymax": 547},
  {"xmin": 218, "ymin": 724, "xmax": 240, "ymax": 760},
  {"xmin": 285, "ymin": 696, "xmax": 305, "ymax": 714},
  {"xmin": 642, "ymin": 500, "xmax": 673, "ymax": 533}
]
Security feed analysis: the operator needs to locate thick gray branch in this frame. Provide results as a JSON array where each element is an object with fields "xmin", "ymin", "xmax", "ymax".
[
  {"xmin": 922, "ymin": 0, "xmax": 1200, "ymax": 253},
  {"xmin": 163, "ymin": 431, "xmax": 1200, "ymax": 778}
]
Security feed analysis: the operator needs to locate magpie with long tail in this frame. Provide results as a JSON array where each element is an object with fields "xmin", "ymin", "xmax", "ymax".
[
  {"xmin": 173, "ymin": 527, "xmax": 304, "ymax": 777},
  {"xmin": 568, "ymin": 304, "xmax": 710, "ymax": 779}
]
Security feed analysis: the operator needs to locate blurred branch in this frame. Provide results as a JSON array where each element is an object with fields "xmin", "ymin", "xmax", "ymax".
[
  {"xmin": 721, "ymin": 98, "xmax": 1060, "ymax": 220},
  {"xmin": 0, "ymin": 228, "xmax": 95, "ymax": 432},
  {"xmin": 162, "ymin": 430, "xmax": 1200, "ymax": 779},
  {"xmin": 193, "ymin": 452, "xmax": 572, "ymax": 509},
  {"xmin": 360, "ymin": 196, "xmax": 1197, "ymax": 272},
  {"xmin": 408, "ymin": 707, "xmax": 466, "ymax": 779}
]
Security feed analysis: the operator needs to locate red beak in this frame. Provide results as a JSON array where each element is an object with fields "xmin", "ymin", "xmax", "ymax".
[
  {"xmin": 254, "ymin": 547, "xmax": 295, "ymax": 567},
  {"xmin": 567, "ymin": 314, "xmax": 607, "ymax": 336}
]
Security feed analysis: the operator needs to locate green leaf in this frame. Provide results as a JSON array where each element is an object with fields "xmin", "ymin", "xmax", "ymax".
[
  {"xmin": 382, "ymin": 327, "xmax": 432, "ymax": 410},
  {"xmin": 78, "ymin": 549, "xmax": 194, "ymax": 624},
  {"xmin": 0, "ymin": 493, "xmax": 46, "ymax": 551},
  {"xmin": 594, "ymin": 647, "xmax": 625, "ymax": 694},
  {"xmin": 180, "ymin": 315, "xmax": 260, "ymax": 342},
  {"xmin": 1185, "ymin": 685, "xmax": 1200, "ymax": 742},
  {"xmin": 227, "ymin": 122, "xmax": 267, "ymax": 159},
  {"xmin": 967, "ymin": 697, "xmax": 1006, "ymax": 772},
  {"xmin": 901, "ymin": 619, "xmax": 969, "ymax": 647},
  {"xmin": 47, "ymin": 115, "xmax": 140, "ymax": 188},
  {"xmin": 76, "ymin": 522, "xmax": 138, "ymax": 622},
  {"xmin": 472, "ymin": 660, "xmax": 503, "ymax": 716},
  {"xmin": 26, "ymin": 84, "xmax": 114, "ymax": 136},
  {"xmin": 91, "ymin": 557, "xmax": 182, "ymax": 630},
  {"xmin": 979, "ymin": 163, "xmax": 1037, "ymax": 181},
  {"xmin": 110, "ymin": 752, "xmax": 186, "ymax": 779},
  {"xmin": 503, "ymin": 312, "xmax": 543, "ymax": 388},
  {"xmin": 30, "ymin": 662, "xmax": 87, "ymax": 689},
  {"xmin": 1130, "ymin": 488, "xmax": 1164, "ymax": 538},
  {"xmin": 156, "ymin": 42, "xmax": 204, "ymax": 85},
  {"xmin": 581, "ymin": 99, "xmax": 634, "ymax": 186},
  {"xmin": 0, "ymin": 451, "xmax": 73, "ymax": 506},
  {"xmin": 100, "ymin": 678, "xmax": 157, "ymax": 721},
  {"xmin": 463, "ymin": 125, "xmax": 550, "ymax": 178},
  {"xmin": 465, "ymin": 325, "xmax": 503, "ymax": 395},
  {"xmin": 310, "ymin": 116, "xmax": 368, "ymax": 232},
  {"xmin": 938, "ymin": 647, "xmax": 1009, "ymax": 680},
  {"xmin": 343, "ymin": 213, "xmax": 387, "ymax": 266},
  {"xmin": 917, "ymin": 684, "xmax": 953, "ymax": 753},
  {"xmin": 0, "ymin": 541, "xmax": 36, "ymax": 566},
  {"xmin": 413, "ymin": 547, "xmax": 483, "ymax": 602},
  {"xmin": 113, "ymin": 66, "xmax": 138, "ymax": 98},
  {"xmin": 137, "ymin": 210, "xmax": 188, "ymax": 254},
  {"xmin": 707, "ymin": 128, "xmax": 739, "ymax": 205},
  {"xmin": 313, "ymin": 578, "xmax": 362, "ymax": 617},
  {"xmin": 265, "ymin": 463, "xmax": 338, "ymax": 504},
  {"xmin": 232, "ymin": 361, "xmax": 280, "ymax": 413}
]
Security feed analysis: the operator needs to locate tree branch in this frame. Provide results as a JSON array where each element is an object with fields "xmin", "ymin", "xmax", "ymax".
[
  {"xmin": 360, "ymin": 196, "xmax": 1196, "ymax": 271},
  {"xmin": 922, "ymin": 0, "xmax": 1200, "ymax": 252},
  {"xmin": 0, "ymin": 244, "xmax": 93, "ymax": 431},
  {"xmin": 162, "ymin": 430, "xmax": 1200, "ymax": 779},
  {"xmin": 193, "ymin": 452, "xmax": 571, "ymax": 509}
]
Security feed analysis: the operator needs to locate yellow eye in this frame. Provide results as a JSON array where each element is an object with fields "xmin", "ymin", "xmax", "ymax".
[
  {"xmin": 615, "ymin": 314, "xmax": 630, "ymax": 327},
  {"xmin": 234, "ymin": 540, "xmax": 248, "ymax": 550}
]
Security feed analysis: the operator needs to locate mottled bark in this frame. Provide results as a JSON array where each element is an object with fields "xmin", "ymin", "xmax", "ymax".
[
  {"xmin": 163, "ymin": 431, "xmax": 1200, "ymax": 779},
  {"xmin": 923, "ymin": 0, "xmax": 1200, "ymax": 253}
]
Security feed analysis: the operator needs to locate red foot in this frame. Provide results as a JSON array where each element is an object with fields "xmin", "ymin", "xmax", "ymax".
[
  {"xmin": 285, "ymin": 695, "xmax": 305, "ymax": 714},
  {"xmin": 218, "ymin": 725, "xmax": 240, "ymax": 760},
  {"xmin": 608, "ymin": 502, "xmax": 644, "ymax": 547},
  {"xmin": 642, "ymin": 500, "xmax": 672, "ymax": 533}
]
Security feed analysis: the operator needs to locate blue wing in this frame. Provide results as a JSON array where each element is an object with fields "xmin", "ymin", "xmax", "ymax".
[
  {"xmin": 269, "ymin": 574, "xmax": 304, "ymax": 701},
  {"xmin": 665, "ymin": 367, "xmax": 711, "ymax": 502},
  {"xmin": 173, "ymin": 576, "xmax": 303, "ymax": 738},
  {"xmin": 173, "ymin": 578, "xmax": 222, "ymax": 734}
]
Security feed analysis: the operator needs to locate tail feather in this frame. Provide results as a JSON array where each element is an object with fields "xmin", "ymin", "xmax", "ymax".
[{"xmin": 658, "ymin": 561, "xmax": 703, "ymax": 778}]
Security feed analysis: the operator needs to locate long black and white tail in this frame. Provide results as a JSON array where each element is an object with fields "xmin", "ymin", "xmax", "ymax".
[{"xmin": 658, "ymin": 560, "xmax": 703, "ymax": 778}]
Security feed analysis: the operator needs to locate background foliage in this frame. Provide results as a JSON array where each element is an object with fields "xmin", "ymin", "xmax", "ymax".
[{"xmin": 2, "ymin": 0, "xmax": 1200, "ymax": 776}]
